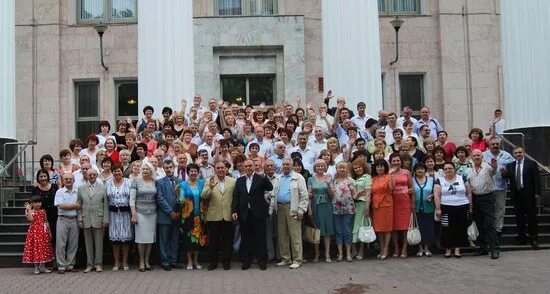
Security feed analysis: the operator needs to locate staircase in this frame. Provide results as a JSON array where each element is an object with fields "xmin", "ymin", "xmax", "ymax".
[{"xmin": 0, "ymin": 186, "xmax": 32, "ymax": 266}]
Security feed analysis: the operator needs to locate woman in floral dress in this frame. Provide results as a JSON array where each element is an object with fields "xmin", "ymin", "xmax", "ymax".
[
  {"xmin": 178, "ymin": 163, "xmax": 206, "ymax": 270},
  {"xmin": 332, "ymin": 161, "xmax": 357, "ymax": 262}
]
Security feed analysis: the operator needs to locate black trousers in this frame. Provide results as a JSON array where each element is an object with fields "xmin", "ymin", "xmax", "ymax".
[
  {"xmin": 473, "ymin": 192, "xmax": 499, "ymax": 252},
  {"xmin": 239, "ymin": 211, "xmax": 267, "ymax": 266},
  {"xmin": 207, "ymin": 220, "xmax": 234, "ymax": 267},
  {"xmin": 512, "ymin": 189, "xmax": 538, "ymax": 240}
]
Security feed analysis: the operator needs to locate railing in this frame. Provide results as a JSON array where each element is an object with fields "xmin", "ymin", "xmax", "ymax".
[
  {"xmin": 0, "ymin": 141, "xmax": 37, "ymax": 223},
  {"xmin": 497, "ymin": 133, "xmax": 550, "ymax": 174}
]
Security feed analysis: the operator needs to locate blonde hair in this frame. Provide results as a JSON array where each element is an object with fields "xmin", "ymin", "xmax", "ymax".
[{"xmin": 140, "ymin": 161, "xmax": 157, "ymax": 180}]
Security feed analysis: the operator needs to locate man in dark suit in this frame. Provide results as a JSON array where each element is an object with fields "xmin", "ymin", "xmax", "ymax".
[
  {"xmin": 505, "ymin": 147, "xmax": 541, "ymax": 249},
  {"xmin": 156, "ymin": 158, "xmax": 183, "ymax": 270},
  {"xmin": 232, "ymin": 159, "xmax": 273, "ymax": 270}
]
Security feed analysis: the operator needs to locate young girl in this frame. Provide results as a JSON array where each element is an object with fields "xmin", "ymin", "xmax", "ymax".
[{"xmin": 22, "ymin": 195, "xmax": 54, "ymax": 274}]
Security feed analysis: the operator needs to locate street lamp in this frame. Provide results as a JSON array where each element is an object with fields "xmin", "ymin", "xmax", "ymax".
[
  {"xmin": 93, "ymin": 23, "xmax": 109, "ymax": 71},
  {"xmin": 389, "ymin": 17, "xmax": 405, "ymax": 66}
]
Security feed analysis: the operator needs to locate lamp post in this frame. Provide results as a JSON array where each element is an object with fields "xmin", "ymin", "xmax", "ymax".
[
  {"xmin": 389, "ymin": 17, "xmax": 404, "ymax": 66},
  {"xmin": 93, "ymin": 23, "xmax": 109, "ymax": 71}
]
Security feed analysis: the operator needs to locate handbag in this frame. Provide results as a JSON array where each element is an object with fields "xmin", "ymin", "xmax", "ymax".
[
  {"xmin": 303, "ymin": 225, "xmax": 321, "ymax": 244},
  {"xmin": 407, "ymin": 213, "xmax": 422, "ymax": 245},
  {"xmin": 467, "ymin": 220, "xmax": 479, "ymax": 241},
  {"xmin": 358, "ymin": 216, "xmax": 377, "ymax": 243}
]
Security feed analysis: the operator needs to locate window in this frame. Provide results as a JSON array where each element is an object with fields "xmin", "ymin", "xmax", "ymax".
[
  {"xmin": 221, "ymin": 75, "xmax": 275, "ymax": 106},
  {"xmin": 399, "ymin": 74, "xmax": 424, "ymax": 115},
  {"xmin": 115, "ymin": 80, "xmax": 138, "ymax": 123},
  {"xmin": 78, "ymin": 0, "xmax": 137, "ymax": 23},
  {"xmin": 217, "ymin": 0, "xmax": 277, "ymax": 16},
  {"xmin": 75, "ymin": 82, "xmax": 100, "ymax": 142},
  {"xmin": 378, "ymin": 0, "xmax": 421, "ymax": 15}
]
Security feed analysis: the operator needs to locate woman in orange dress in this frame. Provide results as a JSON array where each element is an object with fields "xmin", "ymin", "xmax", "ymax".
[
  {"xmin": 371, "ymin": 159, "xmax": 394, "ymax": 260},
  {"xmin": 389, "ymin": 153, "xmax": 416, "ymax": 259}
]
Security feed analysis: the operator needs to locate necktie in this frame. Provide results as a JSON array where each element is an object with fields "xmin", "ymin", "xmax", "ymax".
[{"xmin": 515, "ymin": 161, "xmax": 522, "ymax": 190}]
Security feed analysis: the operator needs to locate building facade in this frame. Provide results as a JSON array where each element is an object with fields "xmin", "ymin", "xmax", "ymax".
[{"xmin": 13, "ymin": 0, "xmax": 502, "ymax": 156}]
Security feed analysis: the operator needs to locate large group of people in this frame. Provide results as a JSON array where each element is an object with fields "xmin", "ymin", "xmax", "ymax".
[{"xmin": 21, "ymin": 93, "xmax": 542, "ymax": 275}]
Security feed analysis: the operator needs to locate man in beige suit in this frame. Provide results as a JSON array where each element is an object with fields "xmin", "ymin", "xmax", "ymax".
[
  {"xmin": 202, "ymin": 161, "xmax": 236, "ymax": 271},
  {"xmin": 77, "ymin": 169, "xmax": 109, "ymax": 273}
]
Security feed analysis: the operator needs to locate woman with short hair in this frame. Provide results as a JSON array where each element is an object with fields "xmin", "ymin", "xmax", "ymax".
[
  {"xmin": 389, "ymin": 153, "xmax": 415, "ymax": 259},
  {"xmin": 434, "ymin": 162, "xmax": 472, "ymax": 258},
  {"xmin": 350, "ymin": 158, "xmax": 372, "ymax": 260},
  {"xmin": 106, "ymin": 164, "xmax": 134, "ymax": 271},
  {"xmin": 332, "ymin": 161, "xmax": 357, "ymax": 262},
  {"xmin": 371, "ymin": 159, "xmax": 394, "ymax": 260},
  {"xmin": 178, "ymin": 163, "xmax": 206, "ymax": 270},
  {"xmin": 79, "ymin": 134, "xmax": 100, "ymax": 165},
  {"xmin": 308, "ymin": 159, "xmax": 334, "ymax": 262},
  {"xmin": 39, "ymin": 154, "xmax": 60, "ymax": 186},
  {"xmin": 412, "ymin": 163, "xmax": 436, "ymax": 256}
]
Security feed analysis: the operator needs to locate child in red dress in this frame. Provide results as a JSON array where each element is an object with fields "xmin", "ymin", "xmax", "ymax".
[{"xmin": 22, "ymin": 195, "xmax": 54, "ymax": 274}]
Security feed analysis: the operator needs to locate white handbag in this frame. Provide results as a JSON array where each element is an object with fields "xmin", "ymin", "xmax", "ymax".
[
  {"xmin": 467, "ymin": 220, "xmax": 479, "ymax": 241},
  {"xmin": 358, "ymin": 216, "xmax": 377, "ymax": 243},
  {"xmin": 407, "ymin": 213, "xmax": 422, "ymax": 245}
]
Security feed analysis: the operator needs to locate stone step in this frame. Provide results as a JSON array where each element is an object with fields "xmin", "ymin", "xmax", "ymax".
[
  {"xmin": 0, "ymin": 232, "xmax": 27, "ymax": 242},
  {"xmin": 0, "ymin": 242, "xmax": 25, "ymax": 253},
  {"xmin": 0, "ymin": 223, "xmax": 29, "ymax": 233},
  {"xmin": 501, "ymin": 223, "xmax": 550, "ymax": 234}
]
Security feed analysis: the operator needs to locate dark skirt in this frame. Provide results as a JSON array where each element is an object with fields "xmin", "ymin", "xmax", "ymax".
[
  {"xmin": 440, "ymin": 204, "xmax": 469, "ymax": 249},
  {"xmin": 416, "ymin": 212, "xmax": 436, "ymax": 246}
]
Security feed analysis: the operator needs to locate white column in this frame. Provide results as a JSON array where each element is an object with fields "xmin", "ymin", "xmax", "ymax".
[
  {"xmin": 138, "ymin": 0, "xmax": 195, "ymax": 115},
  {"xmin": 0, "ymin": 0, "xmax": 15, "ymax": 139},
  {"xmin": 321, "ymin": 0, "xmax": 382, "ymax": 117},
  {"xmin": 501, "ymin": 0, "xmax": 550, "ymax": 129}
]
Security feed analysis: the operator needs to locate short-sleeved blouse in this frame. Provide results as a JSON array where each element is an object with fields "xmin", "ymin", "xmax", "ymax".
[
  {"xmin": 332, "ymin": 177, "xmax": 356, "ymax": 215},
  {"xmin": 435, "ymin": 175, "xmax": 469, "ymax": 206}
]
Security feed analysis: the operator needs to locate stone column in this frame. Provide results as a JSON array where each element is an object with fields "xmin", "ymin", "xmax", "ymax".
[
  {"xmin": 0, "ymin": 0, "xmax": 15, "ymax": 140},
  {"xmin": 501, "ymin": 0, "xmax": 550, "ymax": 130},
  {"xmin": 138, "ymin": 0, "xmax": 195, "ymax": 115},
  {"xmin": 321, "ymin": 0, "xmax": 382, "ymax": 117}
]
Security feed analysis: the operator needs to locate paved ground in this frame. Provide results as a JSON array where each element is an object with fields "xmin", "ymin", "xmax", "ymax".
[{"xmin": 2, "ymin": 250, "xmax": 549, "ymax": 294}]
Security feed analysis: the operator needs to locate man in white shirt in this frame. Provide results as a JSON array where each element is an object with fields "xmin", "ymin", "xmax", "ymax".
[
  {"xmin": 351, "ymin": 102, "xmax": 372, "ymax": 133},
  {"xmin": 383, "ymin": 112, "xmax": 403, "ymax": 145},
  {"xmin": 487, "ymin": 109, "xmax": 505, "ymax": 135},
  {"xmin": 268, "ymin": 142, "xmax": 286, "ymax": 174},
  {"xmin": 315, "ymin": 104, "xmax": 334, "ymax": 137},
  {"xmin": 246, "ymin": 126, "xmax": 273, "ymax": 158},
  {"xmin": 413, "ymin": 106, "xmax": 443, "ymax": 140},
  {"xmin": 468, "ymin": 149, "xmax": 499, "ymax": 259},
  {"xmin": 54, "ymin": 173, "xmax": 81, "ymax": 274},
  {"xmin": 308, "ymin": 126, "xmax": 328, "ymax": 155},
  {"xmin": 396, "ymin": 106, "xmax": 418, "ymax": 127},
  {"xmin": 197, "ymin": 149, "xmax": 215, "ymax": 180},
  {"xmin": 73, "ymin": 163, "xmax": 103, "ymax": 190},
  {"xmin": 289, "ymin": 132, "xmax": 317, "ymax": 172},
  {"xmin": 198, "ymin": 132, "xmax": 215, "ymax": 164}
]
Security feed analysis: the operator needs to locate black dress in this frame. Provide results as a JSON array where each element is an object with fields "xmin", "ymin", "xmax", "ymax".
[
  {"xmin": 31, "ymin": 184, "xmax": 59, "ymax": 246},
  {"xmin": 112, "ymin": 132, "xmax": 127, "ymax": 151}
]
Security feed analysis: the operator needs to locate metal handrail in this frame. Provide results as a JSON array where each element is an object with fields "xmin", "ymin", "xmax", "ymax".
[
  {"xmin": 499, "ymin": 132, "xmax": 525, "ymax": 150},
  {"xmin": 1, "ymin": 140, "xmax": 37, "ymax": 223},
  {"xmin": 497, "ymin": 134, "xmax": 550, "ymax": 174}
]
